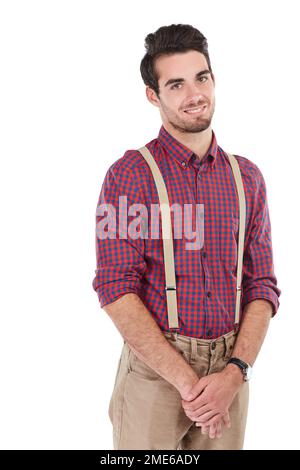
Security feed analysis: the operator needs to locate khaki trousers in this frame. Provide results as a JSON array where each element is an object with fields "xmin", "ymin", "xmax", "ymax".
[{"xmin": 108, "ymin": 330, "xmax": 249, "ymax": 450}]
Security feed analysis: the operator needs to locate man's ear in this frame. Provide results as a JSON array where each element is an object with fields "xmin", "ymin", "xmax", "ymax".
[{"xmin": 145, "ymin": 86, "xmax": 160, "ymax": 108}]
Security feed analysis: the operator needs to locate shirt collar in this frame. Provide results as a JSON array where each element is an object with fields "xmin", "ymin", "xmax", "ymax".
[{"xmin": 157, "ymin": 124, "xmax": 218, "ymax": 170}]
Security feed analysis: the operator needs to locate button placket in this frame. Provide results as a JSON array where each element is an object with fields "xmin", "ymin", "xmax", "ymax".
[{"xmin": 196, "ymin": 158, "xmax": 213, "ymax": 339}]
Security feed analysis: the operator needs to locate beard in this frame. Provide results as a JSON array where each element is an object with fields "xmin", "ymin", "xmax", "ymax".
[{"xmin": 160, "ymin": 99, "xmax": 215, "ymax": 134}]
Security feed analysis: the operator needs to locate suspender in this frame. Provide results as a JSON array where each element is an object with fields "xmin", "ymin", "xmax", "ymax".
[
  {"xmin": 138, "ymin": 146, "xmax": 180, "ymax": 330},
  {"xmin": 138, "ymin": 146, "xmax": 246, "ymax": 333},
  {"xmin": 226, "ymin": 152, "xmax": 247, "ymax": 327}
]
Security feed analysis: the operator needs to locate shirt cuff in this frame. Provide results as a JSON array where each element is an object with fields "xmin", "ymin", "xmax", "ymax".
[
  {"xmin": 241, "ymin": 287, "xmax": 280, "ymax": 317},
  {"xmin": 98, "ymin": 285, "xmax": 142, "ymax": 308}
]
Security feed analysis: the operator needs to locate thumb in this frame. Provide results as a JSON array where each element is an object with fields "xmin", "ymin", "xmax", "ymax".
[{"xmin": 182, "ymin": 377, "xmax": 207, "ymax": 402}]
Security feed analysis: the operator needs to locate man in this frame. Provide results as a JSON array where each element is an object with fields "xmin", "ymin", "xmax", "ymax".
[{"xmin": 92, "ymin": 24, "xmax": 281, "ymax": 450}]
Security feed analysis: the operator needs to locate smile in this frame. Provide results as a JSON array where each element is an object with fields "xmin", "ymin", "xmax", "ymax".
[{"xmin": 184, "ymin": 105, "xmax": 207, "ymax": 115}]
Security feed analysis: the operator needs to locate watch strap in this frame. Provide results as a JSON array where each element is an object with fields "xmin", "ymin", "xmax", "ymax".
[{"xmin": 227, "ymin": 357, "xmax": 249, "ymax": 374}]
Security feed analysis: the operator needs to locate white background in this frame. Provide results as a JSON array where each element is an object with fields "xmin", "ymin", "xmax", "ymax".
[{"xmin": 0, "ymin": 0, "xmax": 298, "ymax": 450}]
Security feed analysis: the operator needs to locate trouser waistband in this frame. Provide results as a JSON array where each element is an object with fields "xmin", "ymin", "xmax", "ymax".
[
  {"xmin": 163, "ymin": 329, "xmax": 237, "ymax": 345},
  {"xmin": 162, "ymin": 329, "xmax": 237, "ymax": 363}
]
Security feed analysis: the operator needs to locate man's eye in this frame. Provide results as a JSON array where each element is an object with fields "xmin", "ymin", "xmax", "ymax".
[{"xmin": 170, "ymin": 76, "xmax": 208, "ymax": 90}]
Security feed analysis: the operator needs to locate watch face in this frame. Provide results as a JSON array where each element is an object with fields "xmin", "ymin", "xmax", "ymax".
[{"xmin": 246, "ymin": 366, "xmax": 252, "ymax": 381}]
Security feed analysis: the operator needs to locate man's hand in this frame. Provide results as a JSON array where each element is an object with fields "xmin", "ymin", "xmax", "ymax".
[
  {"xmin": 181, "ymin": 365, "xmax": 243, "ymax": 428},
  {"xmin": 199, "ymin": 417, "xmax": 229, "ymax": 439},
  {"xmin": 195, "ymin": 412, "xmax": 231, "ymax": 439}
]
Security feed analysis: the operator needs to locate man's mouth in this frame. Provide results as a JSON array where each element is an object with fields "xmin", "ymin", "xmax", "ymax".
[{"xmin": 183, "ymin": 104, "xmax": 207, "ymax": 115}]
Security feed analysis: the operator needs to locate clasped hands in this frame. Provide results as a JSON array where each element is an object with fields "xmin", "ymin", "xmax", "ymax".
[{"xmin": 181, "ymin": 368, "xmax": 243, "ymax": 439}]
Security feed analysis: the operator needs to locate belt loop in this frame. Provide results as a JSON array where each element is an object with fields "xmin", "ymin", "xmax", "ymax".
[
  {"xmin": 190, "ymin": 338, "xmax": 197, "ymax": 363},
  {"xmin": 224, "ymin": 332, "xmax": 236, "ymax": 360},
  {"xmin": 170, "ymin": 331, "xmax": 178, "ymax": 342}
]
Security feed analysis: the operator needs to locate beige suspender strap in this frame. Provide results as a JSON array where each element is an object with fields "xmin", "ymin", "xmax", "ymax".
[
  {"xmin": 226, "ymin": 153, "xmax": 246, "ymax": 326},
  {"xmin": 138, "ymin": 146, "xmax": 180, "ymax": 330},
  {"xmin": 137, "ymin": 146, "xmax": 246, "ymax": 331}
]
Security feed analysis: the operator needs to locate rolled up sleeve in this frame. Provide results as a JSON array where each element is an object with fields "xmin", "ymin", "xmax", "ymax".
[
  {"xmin": 92, "ymin": 161, "xmax": 147, "ymax": 308},
  {"xmin": 241, "ymin": 166, "xmax": 281, "ymax": 316}
]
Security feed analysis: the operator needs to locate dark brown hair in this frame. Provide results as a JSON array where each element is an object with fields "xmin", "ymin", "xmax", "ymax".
[{"xmin": 140, "ymin": 24, "xmax": 213, "ymax": 97}]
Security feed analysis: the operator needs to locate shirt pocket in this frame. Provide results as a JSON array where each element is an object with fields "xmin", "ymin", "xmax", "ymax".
[{"xmin": 219, "ymin": 215, "xmax": 239, "ymax": 270}]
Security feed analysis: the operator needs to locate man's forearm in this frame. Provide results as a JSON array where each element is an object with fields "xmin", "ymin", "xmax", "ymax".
[
  {"xmin": 103, "ymin": 292, "xmax": 199, "ymax": 397},
  {"xmin": 225, "ymin": 299, "xmax": 273, "ymax": 379}
]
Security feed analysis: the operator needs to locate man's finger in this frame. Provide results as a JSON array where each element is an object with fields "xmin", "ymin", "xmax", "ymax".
[
  {"xmin": 216, "ymin": 421, "xmax": 222, "ymax": 439},
  {"xmin": 183, "ymin": 403, "xmax": 211, "ymax": 416},
  {"xmin": 201, "ymin": 425, "xmax": 209, "ymax": 435},
  {"xmin": 182, "ymin": 378, "xmax": 208, "ymax": 402},
  {"xmin": 209, "ymin": 422, "xmax": 217, "ymax": 439},
  {"xmin": 222, "ymin": 412, "xmax": 231, "ymax": 428},
  {"xmin": 197, "ymin": 413, "xmax": 223, "ymax": 428},
  {"xmin": 194, "ymin": 410, "xmax": 219, "ymax": 423}
]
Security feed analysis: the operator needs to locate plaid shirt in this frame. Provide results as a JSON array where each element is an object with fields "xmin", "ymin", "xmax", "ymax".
[{"xmin": 92, "ymin": 125, "xmax": 281, "ymax": 339}]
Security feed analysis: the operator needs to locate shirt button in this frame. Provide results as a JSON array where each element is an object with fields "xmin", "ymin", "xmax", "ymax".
[
  {"xmin": 206, "ymin": 291, "xmax": 211, "ymax": 298},
  {"xmin": 181, "ymin": 161, "xmax": 186, "ymax": 167}
]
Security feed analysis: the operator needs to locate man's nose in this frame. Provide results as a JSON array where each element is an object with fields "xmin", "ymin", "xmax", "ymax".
[{"xmin": 184, "ymin": 86, "xmax": 205, "ymax": 105}]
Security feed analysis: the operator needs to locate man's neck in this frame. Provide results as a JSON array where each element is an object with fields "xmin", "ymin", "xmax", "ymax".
[{"xmin": 163, "ymin": 123, "xmax": 213, "ymax": 161}]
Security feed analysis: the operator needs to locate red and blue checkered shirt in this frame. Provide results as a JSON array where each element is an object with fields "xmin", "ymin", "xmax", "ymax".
[{"xmin": 92, "ymin": 124, "xmax": 281, "ymax": 339}]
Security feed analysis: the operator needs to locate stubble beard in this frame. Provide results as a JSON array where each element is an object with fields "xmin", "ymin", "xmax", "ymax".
[{"xmin": 162, "ymin": 100, "xmax": 215, "ymax": 134}]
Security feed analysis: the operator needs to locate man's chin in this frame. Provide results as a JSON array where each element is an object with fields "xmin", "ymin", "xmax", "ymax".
[
  {"xmin": 167, "ymin": 116, "xmax": 212, "ymax": 134},
  {"xmin": 182, "ymin": 121, "xmax": 211, "ymax": 133}
]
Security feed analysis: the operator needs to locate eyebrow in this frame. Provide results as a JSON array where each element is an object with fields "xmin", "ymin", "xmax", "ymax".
[{"xmin": 164, "ymin": 69, "xmax": 211, "ymax": 88}]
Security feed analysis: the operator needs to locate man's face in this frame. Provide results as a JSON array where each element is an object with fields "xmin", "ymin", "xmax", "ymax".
[{"xmin": 146, "ymin": 50, "xmax": 215, "ymax": 134}]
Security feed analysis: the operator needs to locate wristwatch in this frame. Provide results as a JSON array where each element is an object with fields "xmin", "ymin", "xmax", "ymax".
[{"xmin": 227, "ymin": 357, "xmax": 252, "ymax": 382}]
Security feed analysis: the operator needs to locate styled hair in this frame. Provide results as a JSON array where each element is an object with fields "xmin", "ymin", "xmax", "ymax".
[{"xmin": 140, "ymin": 24, "xmax": 213, "ymax": 97}]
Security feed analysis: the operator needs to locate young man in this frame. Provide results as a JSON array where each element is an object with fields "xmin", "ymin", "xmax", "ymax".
[{"xmin": 92, "ymin": 24, "xmax": 281, "ymax": 450}]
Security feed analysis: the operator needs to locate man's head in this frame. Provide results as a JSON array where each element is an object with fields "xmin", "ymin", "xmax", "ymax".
[{"xmin": 140, "ymin": 24, "xmax": 215, "ymax": 134}]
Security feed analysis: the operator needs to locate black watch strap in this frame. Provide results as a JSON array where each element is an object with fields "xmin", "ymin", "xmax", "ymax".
[
  {"xmin": 227, "ymin": 357, "xmax": 248, "ymax": 372},
  {"xmin": 227, "ymin": 357, "xmax": 248, "ymax": 371},
  {"xmin": 227, "ymin": 357, "xmax": 252, "ymax": 382}
]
